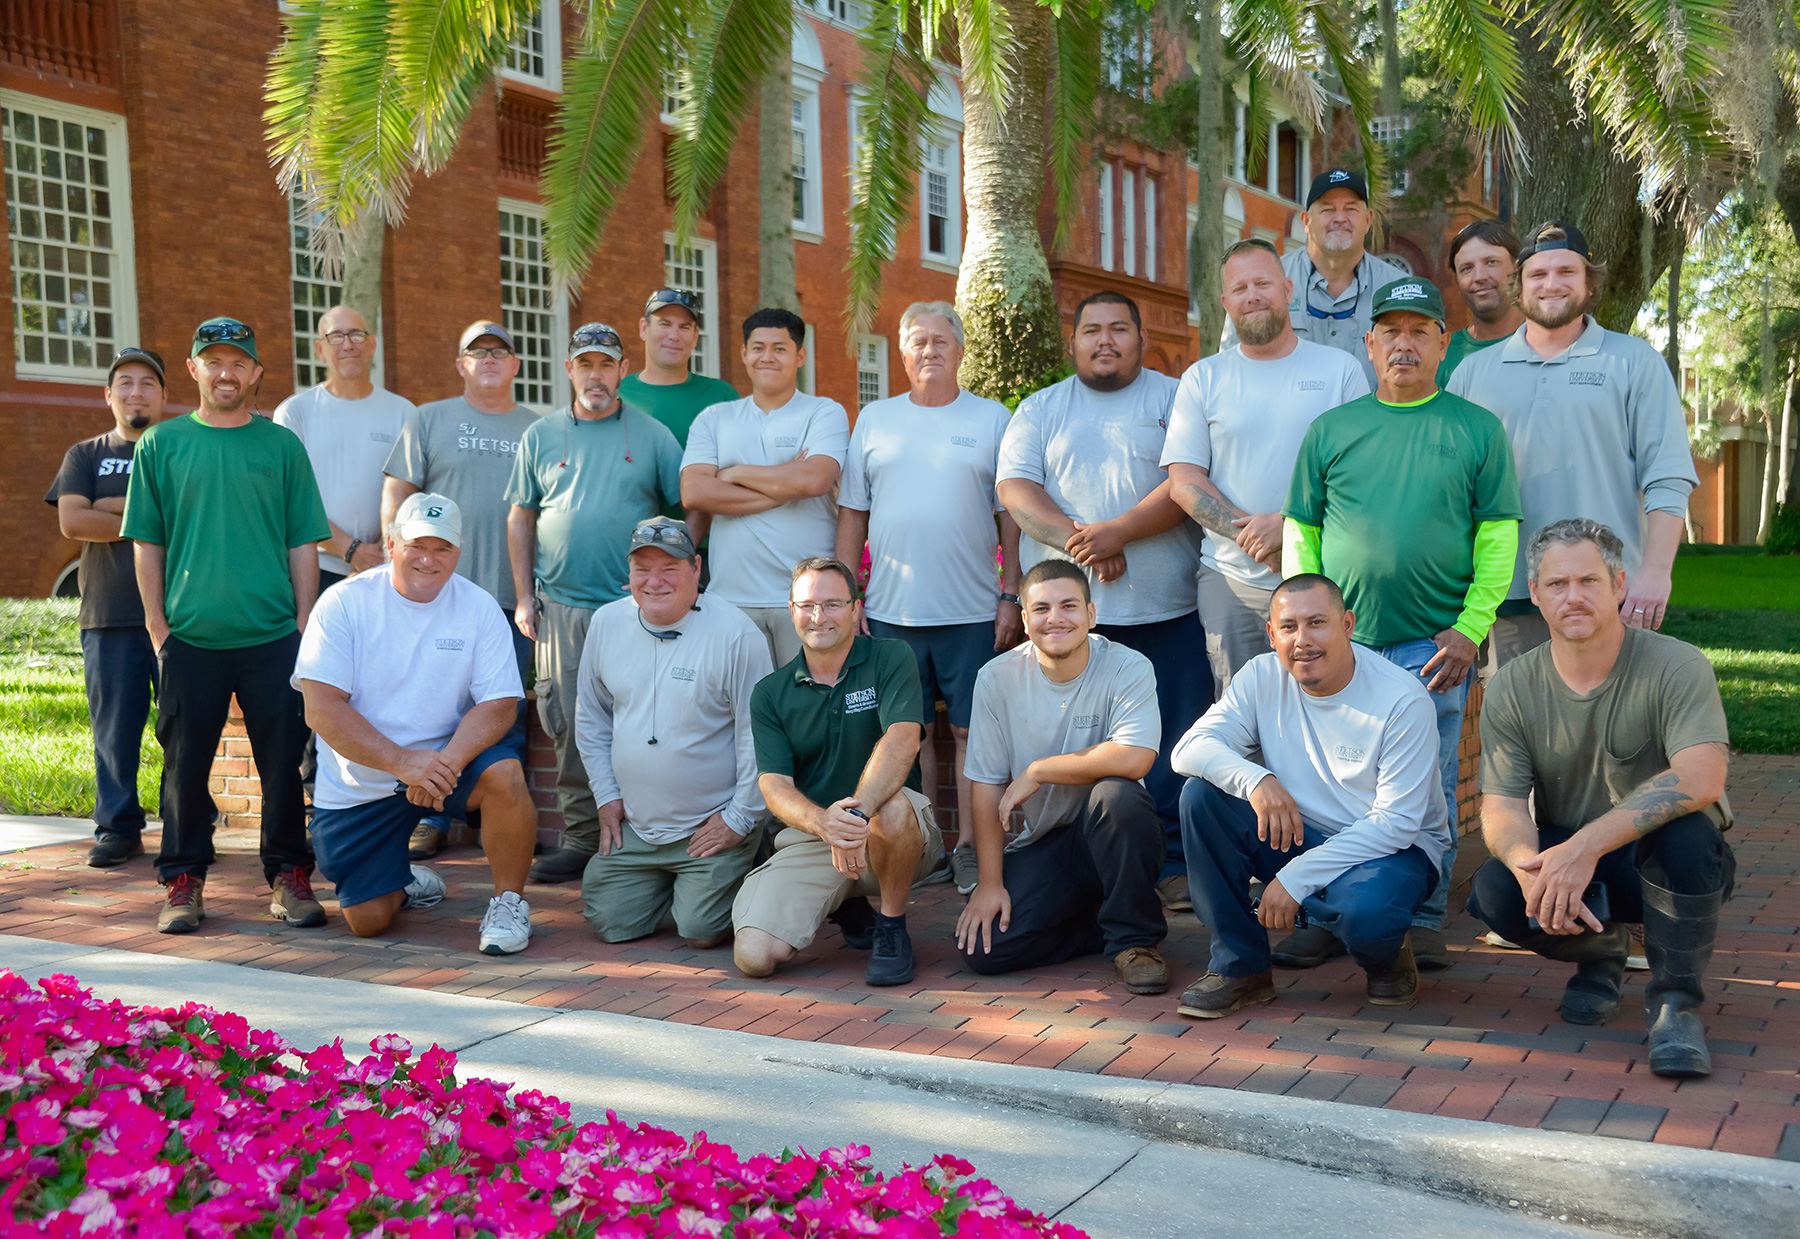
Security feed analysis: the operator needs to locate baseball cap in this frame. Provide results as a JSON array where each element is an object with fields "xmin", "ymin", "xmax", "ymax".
[
  {"xmin": 394, "ymin": 492, "xmax": 463, "ymax": 546},
  {"xmin": 1369, "ymin": 277, "xmax": 1446, "ymax": 326},
  {"xmin": 1518, "ymin": 220, "xmax": 1591, "ymax": 264},
  {"xmin": 1306, "ymin": 169, "xmax": 1369, "ymax": 208},
  {"xmin": 568, "ymin": 322, "xmax": 624, "ymax": 361},
  {"xmin": 643, "ymin": 288, "xmax": 701, "ymax": 319},
  {"xmin": 458, "ymin": 320, "xmax": 517, "ymax": 353},
  {"xmin": 107, "ymin": 347, "xmax": 165, "ymax": 385},
  {"xmin": 627, "ymin": 516, "xmax": 698, "ymax": 560},
  {"xmin": 191, "ymin": 317, "xmax": 258, "ymax": 362}
]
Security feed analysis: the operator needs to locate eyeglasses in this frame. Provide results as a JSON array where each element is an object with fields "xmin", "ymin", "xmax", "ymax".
[
  {"xmin": 788, "ymin": 600, "xmax": 855, "ymax": 617},
  {"xmin": 195, "ymin": 320, "xmax": 253, "ymax": 344},
  {"xmin": 462, "ymin": 346, "xmax": 515, "ymax": 359},
  {"xmin": 571, "ymin": 324, "xmax": 622, "ymax": 349},
  {"xmin": 322, "ymin": 329, "xmax": 371, "ymax": 346},
  {"xmin": 633, "ymin": 523, "xmax": 691, "ymax": 549}
]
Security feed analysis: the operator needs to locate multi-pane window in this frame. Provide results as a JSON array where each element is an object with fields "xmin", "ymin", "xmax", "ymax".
[
  {"xmin": 499, "ymin": 201, "xmax": 564, "ymax": 410},
  {"xmin": 1122, "ymin": 170, "xmax": 1137, "ymax": 277},
  {"xmin": 4, "ymin": 95, "xmax": 135, "ymax": 381},
  {"xmin": 792, "ymin": 98, "xmax": 810, "ymax": 224},
  {"xmin": 1143, "ymin": 176, "xmax": 1157, "ymax": 282},
  {"xmin": 290, "ymin": 196, "xmax": 342, "ymax": 388},
  {"xmin": 1103, "ymin": 9, "xmax": 1153, "ymax": 101},
  {"xmin": 924, "ymin": 139, "xmax": 953, "ymax": 259},
  {"xmin": 1097, "ymin": 165, "xmax": 1114, "ymax": 271},
  {"xmin": 1370, "ymin": 114, "xmax": 1413, "ymax": 194},
  {"xmin": 855, "ymin": 334, "xmax": 887, "ymax": 409},
  {"xmin": 662, "ymin": 234, "xmax": 720, "ymax": 378},
  {"xmin": 801, "ymin": 0, "xmax": 857, "ymax": 22},
  {"xmin": 502, "ymin": 3, "xmax": 560, "ymax": 89}
]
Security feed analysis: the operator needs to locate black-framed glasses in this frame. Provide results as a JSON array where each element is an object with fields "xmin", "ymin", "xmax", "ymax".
[
  {"xmin": 196, "ymin": 320, "xmax": 253, "ymax": 344},
  {"xmin": 322, "ymin": 329, "xmax": 371, "ymax": 346},
  {"xmin": 647, "ymin": 288, "xmax": 700, "ymax": 312},
  {"xmin": 462, "ymin": 345, "xmax": 515, "ymax": 359},
  {"xmin": 571, "ymin": 324, "xmax": 622, "ymax": 350}
]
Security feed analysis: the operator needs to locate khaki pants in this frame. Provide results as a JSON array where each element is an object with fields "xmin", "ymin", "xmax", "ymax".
[
  {"xmin": 1480, "ymin": 611, "xmax": 1551, "ymax": 683},
  {"xmin": 732, "ymin": 787, "xmax": 944, "ymax": 950},
  {"xmin": 535, "ymin": 597, "xmax": 599, "ymax": 852},
  {"xmin": 582, "ymin": 819, "xmax": 766, "ymax": 942},
  {"xmin": 1196, "ymin": 565, "xmax": 1274, "ymax": 700},
  {"xmin": 739, "ymin": 605, "xmax": 804, "ymax": 669}
]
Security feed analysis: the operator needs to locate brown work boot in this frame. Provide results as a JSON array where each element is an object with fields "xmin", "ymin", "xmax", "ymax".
[
  {"xmin": 408, "ymin": 821, "xmax": 444, "ymax": 860},
  {"xmin": 270, "ymin": 866, "xmax": 327, "ymax": 928},
  {"xmin": 1178, "ymin": 969, "xmax": 1277, "ymax": 1019},
  {"xmin": 1114, "ymin": 946, "xmax": 1171, "ymax": 994},
  {"xmin": 157, "ymin": 873, "xmax": 206, "ymax": 934},
  {"xmin": 1365, "ymin": 935, "xmax": 1419, "ymax": 1006},
  {"xmin": 1156, "ymin": 873, "xmax": 1193, "ymax": 912}
]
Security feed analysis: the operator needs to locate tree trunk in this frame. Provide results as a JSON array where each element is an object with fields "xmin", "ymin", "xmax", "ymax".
[
  {"xmin": 1758, "ymin": 353, "xmax": 1791, "ymax": 545},
  {"xmin": 1780, "ymin": 358, "xmax": 1796, "ymax": 506},
  {"xmin": 757, "ymin": 51, "xmax": 799, "ymax": 312},
  {"xmin": 341, "ymin": 210, "xmax": 384, "ymax": 384},
  {"xmin": 1662, "ymin": 248, "xmax": 1681, "ymax": 382},
  {"xmin": 1186, "ymin": 0, "xmax": 1226, "ymax": 360},
  {"xmin": 1378, "ymin": 0, "xmax": 1402, "ymax": 116},
  {"xmin": 956, "ymin": 0, "xmax": 1063, "ymax": 401},
  {"xmin": 1509, "ymin": 23, "xmax": 1685, "ymax": 331}
]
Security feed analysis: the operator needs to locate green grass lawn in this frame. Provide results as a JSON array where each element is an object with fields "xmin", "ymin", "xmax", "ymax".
[
  {"xmin": 1661, "ymin": 606, "xmax": 1800, "ymax": 754},
  {"xmin": 0, "ymin": 599, "xmax": 160, "ymax": 817},
  {"xmin": 1671, "ymin": 551, "xmax": 1800, "ymax": 611}
]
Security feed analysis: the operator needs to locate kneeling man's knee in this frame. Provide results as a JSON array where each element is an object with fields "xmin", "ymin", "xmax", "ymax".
[
  {"xmin": 477, "ymin": 757, "xmax": 529, "ymax": 804},
  {"xmin": 733, "ymin": 927, "xmax": 793, "ymax": 978},
  {"xmin": 1338, "ymin": 895, "xmax": 1412, "ymax": 953}
]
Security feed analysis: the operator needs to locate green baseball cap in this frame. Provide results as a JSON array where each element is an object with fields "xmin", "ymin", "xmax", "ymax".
[
  {"xmin": 191, "ymin": 316, "xmax": 259, "ymax": 362},
  {"xmin": 1369, "ymin": 278, "xmax": 1446, "ymax": 327}
]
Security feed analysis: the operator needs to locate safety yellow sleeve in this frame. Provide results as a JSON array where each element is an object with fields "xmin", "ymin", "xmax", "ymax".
[
  {"xmin": 1283, "ymin": 518, "xmax": 1322, "ymax": 577},
  {"xmin": 1454, "ymin": 520, "xmax": 1520, "ymax": 644}
]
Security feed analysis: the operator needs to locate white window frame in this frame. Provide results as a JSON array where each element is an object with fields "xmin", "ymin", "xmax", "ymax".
[
  {"xmin": 498, "ymin": 197, "xmax": 569, "ymax": 413},
  {"xmin": 287, "ymin": 196, "xmax": 386, "ymax": 390},
  {"xmin": 1370, "ymin": 114, "xmax": 1413, "ymax": 194},
  {"xmin": 1122, "ymin": 169, "xmax": 1137, "ymax": 277},
  {"xmin": 919, "ymin": 127, "xmax": 961, "ymax": 271},
  {"xmin": 790, "ymin": 70, "xmax": 825, "ymax": 243},
  {"xmin": 1143, "ymin": 176, "xmax": 1157, "ymax": 283},
  {"xmin": 662, "ymin": 232, "xmax": 721, "ymax": 379},
  {"xmin": 854, "ymin": 332, "xmax": 888, "ymax": 409},
  {"xmin": 501, "ymin": 2, "xmax": 562, "ymax": 91},
  {"xmin": 3, "ymin": 90, "xmax": 139, "ymax": 386},
  {"xmin": 799, "ymin": 0, "xmax": 863, "ymax": 25},
  {"xmin": 1098, "ymin": 164, "xmax": 1115, "ymax": 272},
  {"xmin": 846, "ymin": 90, "xmax": 896, "ymax": 257}
]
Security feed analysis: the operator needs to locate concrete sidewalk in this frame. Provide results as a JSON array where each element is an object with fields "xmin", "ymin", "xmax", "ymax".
[{"xmin": 7, "ymin": 931, "xmax": 1799, "ymax": 1239}]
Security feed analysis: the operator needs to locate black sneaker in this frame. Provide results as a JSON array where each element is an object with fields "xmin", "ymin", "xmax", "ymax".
[
  {"xmin": 88, "ymin": 834, "xmax": 144, "ymax": 869},
  {"xmin": 529, "ymin": 846, "xmax": 592, "ymax": 884},
  {"xmin": 866, "ymin": 916, "xmax": 915, "ymax": 987},
  {"xmin": 829, "ymin": 896, "xmax": 877, "ymax": 950}
]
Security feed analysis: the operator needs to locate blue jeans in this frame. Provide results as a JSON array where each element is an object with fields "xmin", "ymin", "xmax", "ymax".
[
  {"xmin": 1180, "ymin": 779, "xmax": 1436, "ymax": 976},
  {"xmin": 419, "ymin": 622, "xmax": 533, "ymax": 836},
  {"xmin": 1372, "ymin": 638, "xmax": 1470, "ymax": 931},
  {"xmin": 80, "ymin": 626, "xmax": 158, "ymax": 839}
]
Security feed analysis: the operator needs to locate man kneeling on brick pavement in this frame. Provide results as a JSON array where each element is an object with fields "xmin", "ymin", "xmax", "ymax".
[
  {"xmin": 1466, "ymin": 519, "xmax": 1734, "ymax": 1078},
  {"xmin": 955, "ymin": 559, "xmax": 1170, "ymax": 993},
  {"xmin": 573, "ymin": 518, "xmax": 773, "ymax": 948},
  {"xmin": 733, "ymin": 556, "xmax": 945, "ymax": 986},
  {"xmin": 294, "ymin": 493, "xmax": 537, "ymax": 955},
  {"xmin": 1172, "ymin": 574, "xmax": 1453, "ymax": 1017}
]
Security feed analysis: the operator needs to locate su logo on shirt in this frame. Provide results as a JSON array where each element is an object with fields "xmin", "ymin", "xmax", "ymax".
[{"xmin": 844, "ymin": 686, "xmax": 879, "ymax": 714}]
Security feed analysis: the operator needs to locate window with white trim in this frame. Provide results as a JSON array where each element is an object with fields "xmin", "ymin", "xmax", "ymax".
[
  {"xmin": 662, "ymin": 234, "xmax": 720, "ymax": 378},
  {"xmin": 1122, "ymin": 170, "xmax": 1137, "ymax": 277},
  {"xmin": 1103, "ymin": 7, "xmax": 1153, "ymax": 102},
  {"xmin": 499, "ymin": 200, "xmax": 567, "ymax": 411},
  {"xmin": 1097, "ymin": 165, "xmax": 1114, "ymax": 271},
  {"xmin": 502, "ymin": 3, "xmax": 562, "ymax": 90},
  {"xmin": 661, "ymin": 41, "xmax": 686, "ymax": 123},
  {"xmin": 854, "ymin": 334, "xmax": 887, "ymax": 409},
  {"xmin": 800, "ymin": 0, "xmax": 859, "ymax": 22},
  {"xmin": 1144, "ymin": 176, "xmax": 1157, "ymax": 283},
  {"xmin": 791, "ymin": 90, "xmax": 823, "ymax": 236},
  {"xmin": 1370, "ymin": 114, "xmax": 1413, "ymax": 194},
  {"xmin": 290, "ymin": 196, "xmax": 342, "ymax": 389},
  {"xmin": 4, "ymin": 93, "xmax": 137, "ymax": 383},
  {"xmin": 922, "ymin": 134, "xmax": 959, "ymax": 263}
]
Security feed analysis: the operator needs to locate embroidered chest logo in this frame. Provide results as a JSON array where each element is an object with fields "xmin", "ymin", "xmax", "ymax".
[
  {"xmin": 370, "ymin": 431, "xmax": 395, "ymax": 444},
  {"xmin": 1430, "ymin": 443, "xmax": 1458, "ymax": 458},
  {"xmin": 1334, "ymin": 743, "xmax": 1366, "ymax": 762},
  {"xmin": 96, "ymin": 458, "xmax": 132, "ymax": 476},
  {"xmin": 1296, "ymin": 380, "xmax": 1327, "ymax": 392},
  {"xmin": 951, "ymin": 435, "xmax": 977, "ymax": 448},
  {"xmin": 843, "ymin": 686, "xmax": 879, "ymax": 714},
  {"xmin": 435, "ymin": 638, "xmax": 465, "ymax": 651},
  {"xmin": 773, "ymin": 435, "xmax": 799, "ymax": 449},
  {"xmin": 671, "ymin": 666, "xmax": 697, "ymax": 682},
  {"xmin": 1569, "ymin": 372, "xmax": 1606, "ymax": 387},
  {"xmin": 1072, "ymin": 713, "xmax": 1103, "ymax": 729}
]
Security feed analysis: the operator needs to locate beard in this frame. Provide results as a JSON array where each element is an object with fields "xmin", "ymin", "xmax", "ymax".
[
  {"xmin": 206, "ymin": 384, "xmax": 248, "ymax": 413},
  {"xmin": 1524, "ymin": 292, "xmax": 1585, "ymax": 330},
  {"xmin": 1317, "ymin": 228, "xmax": 1359, "ymax": 253},
  {"xmin": 1234, "ymin": 307, "xmax": 1287, "ymax": 347},
  {"xmin": 126, "ymin": 414, "xmax": 151, "ymax": 429}
]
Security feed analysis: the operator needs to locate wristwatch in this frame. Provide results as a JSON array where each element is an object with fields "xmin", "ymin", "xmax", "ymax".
[{"xmin": 999, "ymin": 592, "xmax": 1021, "ymax": 605}]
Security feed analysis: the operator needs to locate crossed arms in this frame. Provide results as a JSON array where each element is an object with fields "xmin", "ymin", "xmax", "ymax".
[{"xmin": 996, "ymin": 477, "xmax": 1187, "ymax": 583}]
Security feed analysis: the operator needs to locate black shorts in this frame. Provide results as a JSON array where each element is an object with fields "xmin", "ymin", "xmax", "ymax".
[{"xmin": 868, "ymin": 618, "xmax": 996, "ymax": 728}]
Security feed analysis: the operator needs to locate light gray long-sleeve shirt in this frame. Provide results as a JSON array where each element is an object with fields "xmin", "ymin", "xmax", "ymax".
[
  {"xmin": 1446, "ymin": 316, "xmax": 1698, "ymax": 599},
  {"xmin": 574, "ymin": 595, "xmax": 773, "ymax": 844},
  {"xmin": 1171, "ymin": 645, "xmax": 1451, "ymax": 901}
]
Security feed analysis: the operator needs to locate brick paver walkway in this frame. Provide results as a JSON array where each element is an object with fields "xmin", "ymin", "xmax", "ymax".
[{"xmin": 4, "ymin": 755, "xmax": 1796, "ymax": 1160}]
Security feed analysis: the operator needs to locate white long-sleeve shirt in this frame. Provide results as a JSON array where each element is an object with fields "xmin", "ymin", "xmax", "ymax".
[
  {"xmin": 1171, "ymin": 645, "xmax": 1451, "ymax": 900},
  {"xmin": 574, "ymin": 595, "xmax": 773, "ymax": 844}
]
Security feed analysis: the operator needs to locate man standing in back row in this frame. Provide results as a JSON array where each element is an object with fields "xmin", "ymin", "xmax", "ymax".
[
  {"xmin": 1436, "ymin": 220, "xmax": 1524, "ymax": 385},
  {"xmin": 620, "ymin": 288, "xmax": 741, "ymax": 452}
]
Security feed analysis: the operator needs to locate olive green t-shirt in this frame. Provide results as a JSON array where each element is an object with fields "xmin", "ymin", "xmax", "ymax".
[
  {"xmin": 121, "ymin": 413, "xmax": 331, "ymax": 650},
  {"xmin": 1284, "ymin": 390, "xmax": 1521, "ymax": 647},
  {"xmin": 620, "ymin": 372, "xmax": 742, "ymax": 448},
  {"xmin": 1479, "ymin": 627, "xmax": 1731, "ymax": 830},
  {"xmin": 1435, "ymin": 328, "xmax": 1504, "ymax": 387},
  {"xmin": 750, "ymin": 636, "xmax": 924, "ymax": 809}
]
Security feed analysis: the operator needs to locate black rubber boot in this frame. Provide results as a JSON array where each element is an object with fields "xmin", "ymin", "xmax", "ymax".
[
  {"xmin": 1516, "ymin": 924, "xmax": 1631, "ymax": 1025},
  {"xmin": 1640, "ymin": 877, "xmax": 1725, "ymax": 1079}
]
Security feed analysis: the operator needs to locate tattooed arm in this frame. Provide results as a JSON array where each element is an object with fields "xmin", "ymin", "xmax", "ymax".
[
  {"xmin": 1516, "ymin": 743, "xmax": 1729, "ymax": 934},
  {"xmin": 1166, "ymin": 463, "xmax": 1248, "ymax": 538}
]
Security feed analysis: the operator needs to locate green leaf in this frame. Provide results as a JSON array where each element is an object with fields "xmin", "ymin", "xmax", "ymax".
[{"xmin": 1048, "ymin": 1, "xmax": 1103, "ymax": 251}]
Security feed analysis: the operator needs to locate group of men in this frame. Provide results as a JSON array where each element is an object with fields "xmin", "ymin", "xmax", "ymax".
[{"xmin": 49, "ymin": 165, "xmax": 1736, "ymax": 1078}]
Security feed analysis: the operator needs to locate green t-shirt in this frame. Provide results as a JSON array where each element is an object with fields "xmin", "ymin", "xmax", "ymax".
[
  {"xmin": 1285, "ymin": 390, "xmax": 1521, "ymax": 647},
  {"xmin": 1479, "ymin": 627, "xmax": 1731, "ymax": 831},
  {"xmin": 750, "ymin": 636, "xmax": 924, "ymax": 809},
  {"xmin": 620, "ymin": 372, "xmax": 741, "ymax": 448},
  {"xmin": 1435, "ymin": 328, "xmax": 1505, "ymax": 387},
  {"xmin": 121, "ymin": 413, "xmax": 331, "ymax": 649}
]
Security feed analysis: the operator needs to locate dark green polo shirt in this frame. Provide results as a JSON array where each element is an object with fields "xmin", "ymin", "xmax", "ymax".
[{"xmin": 750, "ymin": 636, "xmax": 924, "ymax": 808}]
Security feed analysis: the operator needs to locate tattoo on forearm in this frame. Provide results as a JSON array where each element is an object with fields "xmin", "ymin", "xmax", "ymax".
[
  {"xmin": 1011, "ymin": 508, "xmax": 1074, "ymax": 549},
  {"xmin": 1616, "ymin": 770, "xmax": 1691, "ymax": 837},
  {"xmin": 1172, "ymin": 482, "xmax": 1246, "ymax": 538}
]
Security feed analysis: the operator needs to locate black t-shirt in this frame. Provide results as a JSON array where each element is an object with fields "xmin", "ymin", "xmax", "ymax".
[{"xmin": 45, "ymin": 430, "xmax": 143, "ymax": 630}]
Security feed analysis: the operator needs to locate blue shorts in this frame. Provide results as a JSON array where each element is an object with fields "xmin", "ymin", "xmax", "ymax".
[
  {"xmin": 311, "ymin": 743, "xmax": 517, "ymax": 908},
  {"xmin": 868, "ymin": 619, "xmax": 996, "ymax": 728}
]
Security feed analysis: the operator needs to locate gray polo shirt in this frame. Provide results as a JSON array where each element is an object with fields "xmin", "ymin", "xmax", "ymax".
[
  {"xmin": 1220, "ymin": 247, "xmax": 1409, "ymax": 386},
  {"xmin": 1446, "ymin": 317, "xmax": 1697, "ymax": 600}
]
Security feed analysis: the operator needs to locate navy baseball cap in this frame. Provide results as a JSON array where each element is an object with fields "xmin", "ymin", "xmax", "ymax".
[
  {"xmin": 1306, "ymin": 169, "xmax": 1369, "ymax": 208},
  {"xmin": 1518, "ymin": 221, "xmax": 1591, "ymax": 264},
  {"xmin": 458, "ymin": 320, "xmax": 517, "ymax": 353}
]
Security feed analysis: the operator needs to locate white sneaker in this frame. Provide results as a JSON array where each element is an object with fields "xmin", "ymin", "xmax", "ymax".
[
  {"xmin": 403, "ymin": 864, "xmax": 446, "ymax": 910},
  {"xmin": 478, "ymin": 890, "xmax": 532, "ymax": 955}
]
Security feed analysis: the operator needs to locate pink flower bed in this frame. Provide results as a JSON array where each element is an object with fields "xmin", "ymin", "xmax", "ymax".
[{"xmin": 0, "ymin": 972, "xmax": 1087, "ymax": 1238}]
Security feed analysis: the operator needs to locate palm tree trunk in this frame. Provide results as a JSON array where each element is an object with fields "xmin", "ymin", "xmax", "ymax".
[
  {"xmin": 1187, "ymin": 0, "xmax": 1226, "ymax": 360},
  {"xmin": 1780, "ymin": 356, "xmax": 1797, "ymax": 508},
  {"xmin": 341, "ymin": 210, "xmax": 383, "ymax": 358},
  {"xmin": 1378, "ymin": 0, "xmax": 1402, "ymax": 116},
  {"xmin": 758, "ymin": 52, "xmax": 799, "ymax": 312},
  {"xmin": 956, "ymin": 0, "xmax": 1063, "ymax": 400},
  {"xmin": 1662, "ymin": 249, "xmax": 1681, "ymax": 381}
]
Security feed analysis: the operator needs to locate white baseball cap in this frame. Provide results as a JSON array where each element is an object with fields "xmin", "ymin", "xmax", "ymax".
[{"xmin": 394, "ymin": 492, "xmax": 462, "ymax": 546}]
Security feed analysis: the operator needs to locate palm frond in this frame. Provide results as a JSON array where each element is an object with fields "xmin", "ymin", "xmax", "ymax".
[
  {"xmin": 667, "ymin": 0, "xmax": 792, "ymax": 244},
  {"xmin": 1047, "ymin": 0, "xmax": 1103, "ymax": 250},
  {"xmin": 955, "ymin": 0, "xmax": 1015, "ymax": 110},
  {"xmin": 1309, "ymin": 0, "xmax": 1387, "ymax": 193},
  {"xmin": 1408, "ymin": 0, "xmax": 1524, "ymax": 166},
  {"xmin": 1226, "ymin": 0, "xmax": 1327, "ymax": 134},
  {"xmin": 392, "ymin": 0, "xmax": 536, "ymax": 174}
]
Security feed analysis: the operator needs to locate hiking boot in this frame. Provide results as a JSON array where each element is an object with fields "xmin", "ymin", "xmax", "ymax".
[
  {"xmin": 1177, "ymin": 970, "xmax": 1276, "ymax": 1019},
  {"xmin": 949, "ymin": 844, "xmax": 980, "ymax": 896},
  {"xmin": 866, "ymin": 916, "xmax": 915, "ymax": 987},
  {"xmin": 408, "ymin": 822, "xmax": 444, "ymax": 860},
  {"xmin": 88, "ymin": 834, "xmax": 143, "ymax": 869},
  {"xmin": 829, "ymin": 895, "xmax": 877, "ymax": 950},
  {"xmin": 402, "ymin": 864, "xmax": 446, "ymax": 910},
  {"xmin": 1156, "ymin": 873, "xmax": 1194, "ymax": 913},
  {"xmin": 1365, "ymin": 935, "xmax": 1419, "ymax": 1006},
  {"xmin": 270, "ymin": 866, "xmax": 327, "ymax": 928},
  {"xmin": 1270, "ymin": 923, "xmax": 1346, "ymax": 968},
  {"xmin": 479, "ymin": 891, "xmax": 533, "ymax": 955},
  {"xmin": 1410, "ymin": 926, "xmax": 1452, "ymax": 971},
  {"xmin": 157, "ymin": 874, "xmax": 206, "ymax": 934},
  {"xmin": 1114, "ymin": 946, "xmax": 1171, "ymax": 995},
  {"xmin": 529, "ymin": 846, "xmax": 592, "ymax": 884}
]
